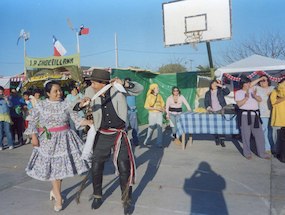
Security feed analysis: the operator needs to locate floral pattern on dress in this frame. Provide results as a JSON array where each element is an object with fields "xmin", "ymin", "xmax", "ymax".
[{"xmin": 25, "ymin": 99, "xmax": 89, "ymax": 181}]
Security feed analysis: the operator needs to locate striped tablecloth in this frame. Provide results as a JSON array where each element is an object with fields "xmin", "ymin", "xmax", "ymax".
[{"xmin": 176, "ymin": 112, "xmax": 239, "ymax": 138}]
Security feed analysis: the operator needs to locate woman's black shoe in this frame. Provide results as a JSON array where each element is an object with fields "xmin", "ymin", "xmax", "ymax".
[{"xmin": 91, "ymin": 197, "xmax": 103, "ymax": 209}]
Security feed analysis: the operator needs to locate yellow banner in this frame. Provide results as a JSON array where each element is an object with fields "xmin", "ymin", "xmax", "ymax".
[
  {"xmin": 30, "ymin": 74, "xmax": 63, "ymax": 82},
  {"xmin": 25, "ymin": 54, "xmax": 80, "ymax": 69}
]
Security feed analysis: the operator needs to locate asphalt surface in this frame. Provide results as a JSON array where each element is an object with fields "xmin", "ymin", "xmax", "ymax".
[{"xmin": 0, "ymin": 125, "xmax": 285, "ymax": 215}]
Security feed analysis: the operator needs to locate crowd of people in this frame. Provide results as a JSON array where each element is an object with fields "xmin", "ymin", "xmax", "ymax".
[{"xmin": 0, "ymin": 70, "xmax": 285, "ymax": 213}]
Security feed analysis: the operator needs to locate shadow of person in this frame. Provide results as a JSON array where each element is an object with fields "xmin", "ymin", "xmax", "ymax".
[
  {"xmin": 127, "ymin": 138, "xmax": 165, "ymax": 213},
  {"xmin": 231, "ymin": 138, "xmax": 243, "ymax": 155},
  {"xmin": 184, "ymin": 162, "xmax": 228, "ymax": 215},
  {"xmin": 61, "ymin": 172, "xmax": 92, "ymax": 208},
  {"xmin": 62, "ymin": 159, "xmax": 118, "ymax": 208}
]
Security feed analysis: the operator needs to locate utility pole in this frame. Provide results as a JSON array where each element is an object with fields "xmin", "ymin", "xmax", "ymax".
[
  {"xmin": 188, "ymin": 59, "xmax": 193, "ymax": 71},
  {"xmin": 206, "ymin": 42, "xmax": 214, "ymax": 78}
]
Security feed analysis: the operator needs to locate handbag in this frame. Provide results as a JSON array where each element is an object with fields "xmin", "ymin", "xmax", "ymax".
[{"xmin": 222, "ymin": 104, "xmax": 237, "ymax": 115}]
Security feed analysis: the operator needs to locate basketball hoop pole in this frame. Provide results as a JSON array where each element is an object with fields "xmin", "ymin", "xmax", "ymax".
[{"xmin": 206, "ymin": 42, "xmax": 214, "ymax": 78}]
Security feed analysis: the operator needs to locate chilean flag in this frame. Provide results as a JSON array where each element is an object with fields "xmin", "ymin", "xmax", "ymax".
[
  {"xmin": 78, "ymin": 25, "xmax": 89, "ymax": 35},
  {"xmin": 53, "ymin": 36, "xmax": 67, "ymax": 56}
]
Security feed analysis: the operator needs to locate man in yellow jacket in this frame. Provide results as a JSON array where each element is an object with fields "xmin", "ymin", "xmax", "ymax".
[
  {"xmin": 143, "ymin": 83, "xmax": 165, "ymax": 148},
  {"xmin": 270, "ymin": 79, "xmax": 285, "ymax": 159}
]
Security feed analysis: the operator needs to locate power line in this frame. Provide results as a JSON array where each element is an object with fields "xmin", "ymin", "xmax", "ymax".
[
  {"xmin": 81, "ymin": 49, "xmax": 114, "ymax": 57},
  {"xmin": 120, "ymin": 48, "xmax": 205, "ymax": 55},
  {"xmin": 0, "ymin": 61, "xmax": 22, "ymax": 65},
  {"xmin": 80, "ymin": 48, "xmax": 205, "ymax": 59}
]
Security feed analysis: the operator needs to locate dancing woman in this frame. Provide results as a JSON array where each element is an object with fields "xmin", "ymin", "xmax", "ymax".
[{"xmin": 24, "ymin": 80, "xmax": 92, "ymax": 212}]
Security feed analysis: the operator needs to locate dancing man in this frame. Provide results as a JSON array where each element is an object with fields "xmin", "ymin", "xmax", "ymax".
[{"xmin": 74, "ymin": 69, "xmax": 143, "ymax": 214}]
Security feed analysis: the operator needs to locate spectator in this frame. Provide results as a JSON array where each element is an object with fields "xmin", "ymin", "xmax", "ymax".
[
  {"xmin": 65, "ymin": 86, "xmax": 84, "ymax": 139},
  {"xmin": 235, "ymin": 75, "xmax": 270, "ymax": 160},
  {"xmin": 204, "ymin": 80, "xmax": 230, "ymax": 147},
  {"xmin": 166, "ymin": 86, "xmax": 191, "ymax": 145},
  {"xmin": 270, "ymin": 79, "xmax": 285, "ymax": 160},
  {"xmin": 9, "ymin": 88, "xmax": 25, "ymax": 145},
  {"xmin": 143, "ymin": 83, "xmax": 165, "ymax": 148},
  {"xmin": 125, "ymin": 78, "xmax": 139, "ymax": 146},
  {"xmin": 22, "ymin": 91, "xmax": 33, "ymax": 144},
  {"xmin": 252, "ymin": 76, "xmax": 275, "ymax": 153},
  {"xmin": 30, "ymin": 88, "xmax": 42, "ymax": 107},
  {"xmin": 0, "ymin": 86, "xmax": 14, "ymax": 150}
]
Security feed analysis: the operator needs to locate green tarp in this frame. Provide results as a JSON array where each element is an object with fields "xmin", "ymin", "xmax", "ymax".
[{"xmin": 112, "ymin": 69, "xmax": 197, "ymax": 125}]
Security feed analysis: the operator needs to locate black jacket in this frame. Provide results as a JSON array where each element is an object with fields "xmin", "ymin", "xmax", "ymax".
[{"xmin": 204, "ymin": 87, "xmax": 230, "ymax": 109}]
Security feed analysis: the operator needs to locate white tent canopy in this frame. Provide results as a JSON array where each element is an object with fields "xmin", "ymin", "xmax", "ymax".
[
  {"xmin": 0, "ymin": 76, "xmax": 11, "ymax": 89},
  {"xmin": 215, "ymin": 54, "xmax": 285, "ymax": 79}
]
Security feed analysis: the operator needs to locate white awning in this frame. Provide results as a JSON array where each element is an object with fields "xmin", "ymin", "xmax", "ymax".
[{"xmin": 215, "ymin": 55, "xmax": 285, "ymax": 78}]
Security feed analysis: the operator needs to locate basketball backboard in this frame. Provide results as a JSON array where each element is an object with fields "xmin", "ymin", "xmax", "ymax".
[{"xmin": 162, "ymin": 0, "xmax": 232, "ymax": 47}]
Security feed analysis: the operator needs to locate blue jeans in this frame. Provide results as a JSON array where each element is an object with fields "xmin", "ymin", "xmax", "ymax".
[
  {"xmin": 0, "ymin": 121, "xmax": 14, "ymax": 147},
  {"xmin": 261, "ymin": 117, "xmax": 273, "ymax": 151},
  {"xmin": 169, "ymin": 113, "xmax": 178, "ymax": 135},
  {"xmin": 144, "ymin": 112, "xmax": 163, "ymax": 146},
  {"xmin": 126, "ymin": 111, "xmax": 139, "ymax": 145}
]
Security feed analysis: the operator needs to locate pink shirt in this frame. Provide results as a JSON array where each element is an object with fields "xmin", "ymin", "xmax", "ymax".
[
  {"xmin": 166, "ymin": 95, "xmax": 191, "ymax": 117},
  {"xmin": 235, "ymin": 88, "xmax": 259, "ymax": 110},
  {"xmin": 211, "ymin": 90, "xmax": 222, "ymax": 111}
]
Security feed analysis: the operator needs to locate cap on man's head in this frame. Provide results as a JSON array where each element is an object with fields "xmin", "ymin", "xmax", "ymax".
[
  {"xmin": 87, "ymin": 69, "xmax": 110, "ymax": 83},
  {"xmin": 239, "ymin": 74, "xmax": 251, "ymax": 83},
  {"xmin": 239, "ymin": 74, "xmax": 251, "ymax": 88}
]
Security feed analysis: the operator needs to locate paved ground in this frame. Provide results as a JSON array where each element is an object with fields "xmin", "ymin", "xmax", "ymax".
[{"xmin": 0, "ymin": 125, "xmax": 285, "ymax": 215}]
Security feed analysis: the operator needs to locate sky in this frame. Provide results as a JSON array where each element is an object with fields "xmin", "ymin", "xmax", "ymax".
[{"xmin": 1, "ymin": 0, "xmax": 285, "ymax": 77}]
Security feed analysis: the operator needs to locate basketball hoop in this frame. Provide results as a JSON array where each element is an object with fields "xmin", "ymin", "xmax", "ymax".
[{"xmin": 184, "ymin": 31, "xmax": 203, "ymax": 50}]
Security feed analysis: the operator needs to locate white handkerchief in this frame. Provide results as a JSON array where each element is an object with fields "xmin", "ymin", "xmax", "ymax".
[
  {"xmin": 113, "ymin": 82, "xmax": 126, "ymax": 93},
  {"xmin": 91, "ymin": 84, "xmax": 112, "ymax": 101}
]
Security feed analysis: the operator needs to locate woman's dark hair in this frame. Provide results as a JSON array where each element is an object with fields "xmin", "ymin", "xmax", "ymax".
[
  {"xmin": 70, "ymin": 86, "xmax": 79, "ymax": 93},
  {"xmin": 23, "ymin": 91, "xmax": 30, "ymax": 96},
  {"xmin": 44, "ymin": 80, "xmax": 61, "ymax": 95},
  {"xmin": 239, "ymin": 75, "xmax": 251, "ymax": 89},
  {"xmin": 172, "ymin": 86, "xmax": 181, "ymax": 95},
  {"xmin": 0, "ymin": 86, "xmax": 4, "ymax": 91},
  {"xmin": 209, "ymin": 80, "xmax": 218, "ymax": 90},
  {"xmin": 258, "ymin": 75, "xmax": 271, "ymax": 86},
  {"xmin": 33, "ymin": 88, "xmax": 41, "ymax": 95}
]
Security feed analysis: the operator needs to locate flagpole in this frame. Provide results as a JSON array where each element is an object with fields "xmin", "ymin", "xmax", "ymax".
[
  {"xmin": 115, "ymin": 33, "xmax": 119, "ymax": 68},
  {"xmin": 23, "ymin": 38, "xmax": 27, "ymax": 78},
  {"xmin": 76, "ymin": 31, "xmax": 80, "ymax": 54},
  {"xmin": 76, "ymin": 30, "xmax": 81, "ymax": 69}
]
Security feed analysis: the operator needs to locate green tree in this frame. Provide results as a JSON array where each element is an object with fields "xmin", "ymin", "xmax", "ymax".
[
  {"xmin": 158, "ymin": 63, "xmax": 186, "ymax": 74},
  {"xmin": 196, "ymin": 65, "xmax": 217, "ymax": 78}
]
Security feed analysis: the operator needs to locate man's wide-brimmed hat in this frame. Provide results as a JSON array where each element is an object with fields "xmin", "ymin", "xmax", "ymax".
[{"xmin": 87, "ymin": 69, "xmax": 110, "ymax": 83}]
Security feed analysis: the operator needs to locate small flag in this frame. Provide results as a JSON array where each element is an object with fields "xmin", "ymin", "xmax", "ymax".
[
  {"xmin": 78, "ymin": 25, "xmax": 89, "ymax": 35},
  {"xmin": 17, "ymin": 29, "xmax": 30, "ymax": 46},
  {"xmin": 53, "ymin": 36, "xmax": 67, "ymax": 56}
]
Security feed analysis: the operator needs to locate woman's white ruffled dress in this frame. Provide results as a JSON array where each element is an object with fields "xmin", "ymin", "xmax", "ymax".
[{"xmin": 24, "ymin": 99, "xmax": 89, "ymax": 181}]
